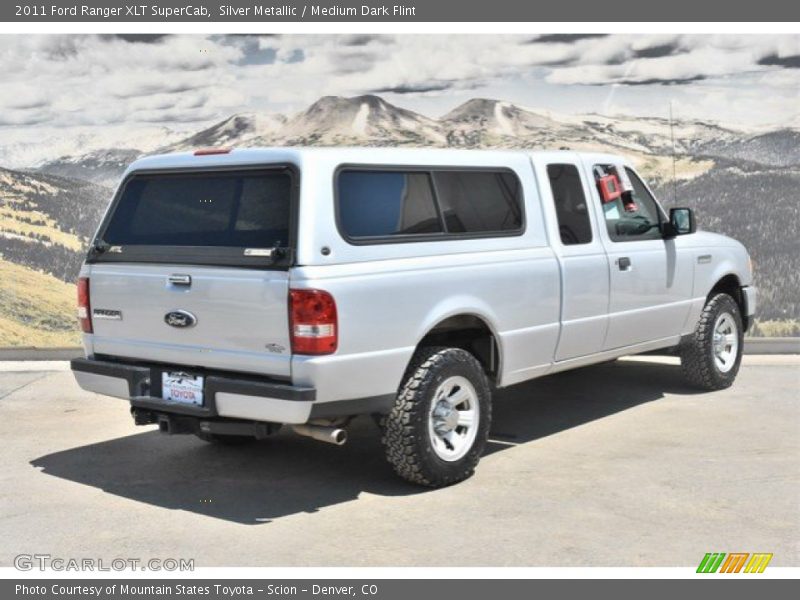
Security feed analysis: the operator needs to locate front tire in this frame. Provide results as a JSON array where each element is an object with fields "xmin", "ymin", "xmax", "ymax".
[
  {"xmin": 680, "ymin": 293, "xmax": 744, "ymax": 390},
  {"xmin": 382, "ymin": 347, "xmax": 492, "ymax": 488}
]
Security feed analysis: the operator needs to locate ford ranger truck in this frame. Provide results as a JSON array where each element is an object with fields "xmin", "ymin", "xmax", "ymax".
[{"xmin": 71, "ymin": 147, "xmax": 756, "ymax": 487}]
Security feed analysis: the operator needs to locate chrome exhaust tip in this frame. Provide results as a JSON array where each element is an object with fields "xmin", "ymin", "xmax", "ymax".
[{"xmin": 291, "ymin": 424, "xmax": 348, "ymax": 446}]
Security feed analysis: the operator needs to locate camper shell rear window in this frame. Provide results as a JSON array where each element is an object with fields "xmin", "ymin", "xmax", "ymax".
[{"xmin": 89, "ymin": 166, "xmax": 297, "ymax": 268}]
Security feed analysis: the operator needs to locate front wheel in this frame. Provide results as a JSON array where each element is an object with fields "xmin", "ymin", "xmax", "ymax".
[
  {"xmin": 680, "ymin": 292, "xmax": 744, "ymax": 390},
  {"xmin": 382, "ymin": 347, "xmax": 492, "ymax": 488}
]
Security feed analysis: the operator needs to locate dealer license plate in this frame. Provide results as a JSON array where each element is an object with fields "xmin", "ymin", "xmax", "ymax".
[{"xmin": 161, "ymin": 372, "xmax": 204, "ymax": 406}]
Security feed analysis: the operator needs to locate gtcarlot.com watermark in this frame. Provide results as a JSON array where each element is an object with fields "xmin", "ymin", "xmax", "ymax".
[{"xmin": 14, "ymin": 554, "xmax": 194, "ymax": 572}]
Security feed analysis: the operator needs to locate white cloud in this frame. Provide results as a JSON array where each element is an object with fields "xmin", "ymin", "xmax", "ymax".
[
  {"xmin": 0, "ymin": 33, "xmax": 796, "ymax": 135},
  {"xmin": 0, "ymin": 83, "xmax": 49, "ymax": 110},
  {"xmin": 0, "ymin": 34, "xmax": 243, "ymax": 128}
]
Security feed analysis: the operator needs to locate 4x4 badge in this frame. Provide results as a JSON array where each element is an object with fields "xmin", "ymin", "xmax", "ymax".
[{"xmin": 164, "ymin": 310, "xmax": 197, "ymax": 328}]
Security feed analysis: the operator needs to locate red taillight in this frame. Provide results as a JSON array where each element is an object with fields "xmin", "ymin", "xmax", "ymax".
[
  {"xmin": 289, "ymin": 289, "xmax": 337, "ymax": 355},
  {"xmin": 77, "ymin": 277, "xmax": 92, "ymax": 333},
  {"xmin": 193, "ymin": 147, "xmax": 232, "ymax": 156}
]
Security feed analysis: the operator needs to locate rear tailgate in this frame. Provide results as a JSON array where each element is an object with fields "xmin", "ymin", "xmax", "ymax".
[
  {"xmin": 85, "ymin": 165, "xmax": 296, "ymax": 378},
  {"xmin": 88, "ymin": 264, "xmax": 291, "ymax": 378}
]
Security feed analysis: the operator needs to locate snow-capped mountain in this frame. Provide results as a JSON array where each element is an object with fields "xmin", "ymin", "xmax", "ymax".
[
  {"xmin": 438, "ymin": 98, "xmax": 746, "ymax": 158},
  {"xmin": 558, "ymin": 113, "xmax": 741, "ymax": 154},
  {"xmin": 277, "ymin": 95, "xmax": 447, "ymax": 145},
  {"xmin": 441, "ymin": 98, "xmax": 568, "ymax": 146},
  {"xmin": 38, "ymin": 148, "xmax": 142, "ymax": 189},
  {"xmin": 0, "ymin": 124, "xmax": 188, "ymax": 170},
  {"xmin": 37, "ymin": 115, "xmax": 290, "ymax": 187},
  {"xmin": 3, "ymin": 93, "xmax": 796, "ymax": 190},
  {"xmin": 160, "ymin": 113, "xmax": 288, "ymax": 153},
  {"xmin": 167, "ymin": 95, "xmax": 449, "ymax": 149},
  {"xmin": 14, "ymin": 124, "xmax": 191, "ymax": 188}
]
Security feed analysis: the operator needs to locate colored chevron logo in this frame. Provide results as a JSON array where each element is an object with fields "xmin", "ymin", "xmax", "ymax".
[{"xmin": 697, "ymin": 552, "xmax": 773, "ymax": 573}]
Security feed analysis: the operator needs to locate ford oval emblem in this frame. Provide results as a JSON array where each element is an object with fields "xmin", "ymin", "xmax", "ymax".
[{"xmin": 164, "ymin": 310, "xmax": 197, "ymax": 328}]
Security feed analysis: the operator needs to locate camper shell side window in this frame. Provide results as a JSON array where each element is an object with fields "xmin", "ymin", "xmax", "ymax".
[{"xmin": 334, "ymin": 165, "xmax": 525, "ymax": 244}]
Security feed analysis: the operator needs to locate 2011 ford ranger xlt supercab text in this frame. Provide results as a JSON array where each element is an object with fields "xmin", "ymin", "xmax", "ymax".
[{"xmin": 71, "ymin": 147, "xmax": 756, "ymax": 487}]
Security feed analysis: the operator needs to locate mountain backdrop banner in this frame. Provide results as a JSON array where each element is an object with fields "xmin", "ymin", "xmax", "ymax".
[{"xmin": 0, "ymin": 34, "xmax": 798, "ymax": 346}]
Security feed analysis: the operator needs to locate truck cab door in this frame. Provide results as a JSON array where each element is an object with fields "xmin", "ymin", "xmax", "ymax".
[
  {"xmin": 586, "ymin": 163, "xmax": 694, "ymax": 350},
  {"xmin": 535, "ymin": 154, "xmax": 609, "ymax": 361}
]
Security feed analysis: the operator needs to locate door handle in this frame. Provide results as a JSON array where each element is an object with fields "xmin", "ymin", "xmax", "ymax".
[
  {"xmin": 617, "ymin": 257, "xmax": 632, "ymax": 271},
  {"xmin": 168, "ymin": 274, "xmax": 192, "ymax": 286}
]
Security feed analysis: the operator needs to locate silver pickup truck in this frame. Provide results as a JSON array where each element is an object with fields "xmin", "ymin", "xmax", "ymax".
[{"xmin": 71, "ymin": 147, "xmax": 756, "ymax": 487}]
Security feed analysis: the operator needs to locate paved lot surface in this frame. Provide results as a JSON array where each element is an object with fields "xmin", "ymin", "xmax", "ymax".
[{"xmin": 1, "ymin": 356, "xmax": 797, "ymax": 567}]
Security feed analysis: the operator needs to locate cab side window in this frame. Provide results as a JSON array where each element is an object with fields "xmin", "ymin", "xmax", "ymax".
[
  {"xmin": 546, "ymin": 164, "xmax": 592, "ymax": 245},
  {"xmin": 600, "ymin": 167, "xmax": 663, "ymax": 242}
]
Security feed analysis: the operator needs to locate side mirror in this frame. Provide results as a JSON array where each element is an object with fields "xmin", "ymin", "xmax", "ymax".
[{"xmin": 664, "ymin": 207, "xmax": 696, "ymax": 237}]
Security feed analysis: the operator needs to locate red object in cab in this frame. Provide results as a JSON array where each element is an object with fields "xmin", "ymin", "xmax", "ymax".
[{"xmin": 597, "ymin": 175, "xmax": 622, "ymax": 203}]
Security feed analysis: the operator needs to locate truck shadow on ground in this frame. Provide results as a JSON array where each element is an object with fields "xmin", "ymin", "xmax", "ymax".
[{"xmin": 32, "ymin": 359, "xmax": 703, "ymax": 524}]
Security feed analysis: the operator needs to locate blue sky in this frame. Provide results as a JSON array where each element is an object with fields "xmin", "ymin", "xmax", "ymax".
[{"xmin": 0, "ymin": 34, "xmax": 797, "ymax": 132}]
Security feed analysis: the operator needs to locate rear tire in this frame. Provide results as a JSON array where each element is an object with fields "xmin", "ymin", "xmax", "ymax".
[
  {"xmin": 382, "ymin": 347, "xmax": 492, "ymax": 488},
  {"xmin": 680, "ymin": 293, "xmax": 744, "ymax": 390}
]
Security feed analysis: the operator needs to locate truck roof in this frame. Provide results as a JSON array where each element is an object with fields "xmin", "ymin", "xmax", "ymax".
[{"xmin": 125, "ymin": 146, "xmax": 630, "ymax": 176}]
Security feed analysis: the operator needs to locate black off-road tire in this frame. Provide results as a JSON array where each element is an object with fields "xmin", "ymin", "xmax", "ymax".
[
  {"xmin": 195, "ymin": 432, "xmax": 255, "ymax": 445},
  {"xmin": 679, "ymin": 293, "xmax": 744, "ymax": 390},
  {"xmin": 382, "ymin": 346, "xmax": 492, "ymax": 488}
]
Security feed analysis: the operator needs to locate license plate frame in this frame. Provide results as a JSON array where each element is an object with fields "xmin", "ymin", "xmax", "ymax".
[{"xmin": 161, "ymin": 371, "xmax": 204, "ymax": 406}]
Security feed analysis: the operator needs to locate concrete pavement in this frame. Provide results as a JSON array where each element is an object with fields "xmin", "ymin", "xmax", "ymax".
[{"xmin": 1, "ymin": 356, "xmax": 797, "ymax": 567}]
